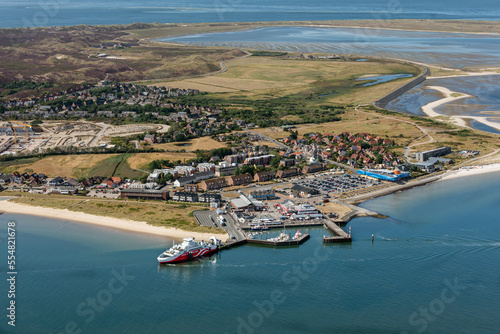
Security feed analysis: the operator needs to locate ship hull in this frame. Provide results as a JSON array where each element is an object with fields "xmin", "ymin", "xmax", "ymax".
[{"xmin": 158, "ymin": 246, "xmax": 218, "ymax": 264}]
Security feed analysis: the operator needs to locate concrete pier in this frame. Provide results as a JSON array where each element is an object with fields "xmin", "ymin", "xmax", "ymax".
[{"xmin": 323, "ymin": 219, "xmax": 352, "ymax": 243}]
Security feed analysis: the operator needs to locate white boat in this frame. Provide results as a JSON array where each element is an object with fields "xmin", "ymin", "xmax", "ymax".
[
  {"xmin": 268, "ymin": 232, "xmax": 290, "ymax": 242},
  {"xmin": 292, "ymin": 230, "xmax": 303, "ymax": 240},
  {"xmin": 251, "ymin": 224, "xmax": 269, "ymax": 231}
]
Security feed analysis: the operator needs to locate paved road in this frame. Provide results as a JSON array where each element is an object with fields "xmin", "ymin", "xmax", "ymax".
[{"xmin": 88, "ymin": 123, "xmax": 109, "ymax": 147}]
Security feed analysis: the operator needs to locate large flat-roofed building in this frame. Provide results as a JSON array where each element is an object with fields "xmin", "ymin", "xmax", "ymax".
[
  {"xmin": 416, "ymin": 147, "xmax": 451, "ymax": 162},
  {"xmin": 357, "ymin": 169, "xmax": 410, "ymax": 181},
  {"xmin": 230, "ymin": 194, "xmax": 264, "ymax": 212},
  {"xmin": 291, "ymin": 184, "xmax": 319, "ymax": 197},
  {"xmin": 120, "ymin": 189, "xmax": 169, "ymax": 200}
]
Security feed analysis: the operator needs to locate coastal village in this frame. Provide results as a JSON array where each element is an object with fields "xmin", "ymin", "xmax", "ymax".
[
  {"xmin": 0, "ymin": 106, "xmax": 464, "ymax": 246},
  {"xmin": 2, "ymin": 8, "xmax": 500, "ymax": 334},
  {"xmin": 0, "ymin": 76, "xmax": 496, "ymax": 248}
]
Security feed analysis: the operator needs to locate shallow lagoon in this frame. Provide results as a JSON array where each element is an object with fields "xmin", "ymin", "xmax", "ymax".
[
  {"xmin": 161, "ymin": 26, "xmax": 500, "ymax": 69},
  {"xmin": 388, "ymin": 75, "xmax": 500, "ymax": 120}
]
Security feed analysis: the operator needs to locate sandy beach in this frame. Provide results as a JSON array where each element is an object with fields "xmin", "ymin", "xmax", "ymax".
[
  {"xmin": 0, "ymin": 199, "xmax": 227, "ymax": 241},
  {"xmin": 441, "ymin": 163, "xmax": 500, "ymax": 181}
]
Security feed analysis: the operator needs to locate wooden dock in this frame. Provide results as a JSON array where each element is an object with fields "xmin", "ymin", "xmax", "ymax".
[{"xmin": 323, "ymin": 219, "xmax": 352, "ymax": 243}]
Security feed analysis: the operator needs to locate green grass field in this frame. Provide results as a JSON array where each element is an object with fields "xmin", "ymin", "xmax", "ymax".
[
  {"xmin": 0, "ymin": 153, "xmax": 145, "ymax": 179},
  {"xmin": 167, "ymin": 56, "xmax": 421, "ymax": 126},
  {"xmin": 87, "ymin": 153, "xmax": 145, "ymax": 179}
]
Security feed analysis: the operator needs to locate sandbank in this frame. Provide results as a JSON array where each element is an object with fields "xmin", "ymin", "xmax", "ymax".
[
  {"xmin": 427, "ymin": 71, "xmax": 500, "ymax": 79},
  {"xmin": 421, "ymin": 86, "xmax": 500, "ymax": 131},
  {"xmin": 459, "ymin": 116, "xmax": 500, "ymax": 132},
  {"xmin": 0, "ymin": 199, "xmax": 227, "ymax": 241},
  {"xmin": 421, "ymin": 86, "xmax": 472, "ymax": 117}
]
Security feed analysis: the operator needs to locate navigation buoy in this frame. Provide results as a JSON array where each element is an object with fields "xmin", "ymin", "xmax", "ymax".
[{"xmin": 371, "ymin": 234, "xmax": 374, "ymax": 242}]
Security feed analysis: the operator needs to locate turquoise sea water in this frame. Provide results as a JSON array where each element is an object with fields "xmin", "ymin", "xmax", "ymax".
[{"xmin": 1, "ymin": 172, "xmax": 499, "ymax": 333}]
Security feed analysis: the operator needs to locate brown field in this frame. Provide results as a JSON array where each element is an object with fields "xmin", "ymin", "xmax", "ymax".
[
  {"xmin": 252, "ymin": 141, "xmax": 282, "ymax": 148},
  {"xmin": 1, "ymin": 154, "xmax": 117, "ymax": 178},
  {"xmin": 254, "ymin": 108, "xmax": 422, "ymax": 142},
  {"xmin": 127, "ymin": 152, "xmax": 197, "ymax": 169},
  {"xmin": 147, "ymin": 80, "xmax": 240, "ymax": 93},
  {"xmin": 327, "ymin": 76, "xmax": 416, "ymax": 104},
  {"xmin": 154, "ymin": 57, "xmax": 418, "ymax": 102},
  {"xmin": 320, "ymin": 201, "xmax": 352, "ymax": 217},
  {"xmin": 154, "ymin": 137, "xmax": 228, "ymax": 152}
]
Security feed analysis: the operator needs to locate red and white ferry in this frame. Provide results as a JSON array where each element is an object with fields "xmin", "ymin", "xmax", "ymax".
[{"xmin": 157, "ymin": 237, "xmax": 220, "ymax": 264}]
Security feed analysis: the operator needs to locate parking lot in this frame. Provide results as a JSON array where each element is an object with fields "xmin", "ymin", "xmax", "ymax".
[
  {"xmin": 296, "ymin": 174, "xmax": 381, "ymax": 194},
  {"xmin": 193, "ymin": 210, "xmax": 245, "ymax": 240}
]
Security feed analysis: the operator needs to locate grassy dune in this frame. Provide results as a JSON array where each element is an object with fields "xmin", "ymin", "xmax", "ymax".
[
  {"xmin": 152, "ymin": 57, "xmax": 419, "ymax": 104},
  {"xmin": 8, "ymin": 192, "xmax": 223, "ymax": 233}
]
